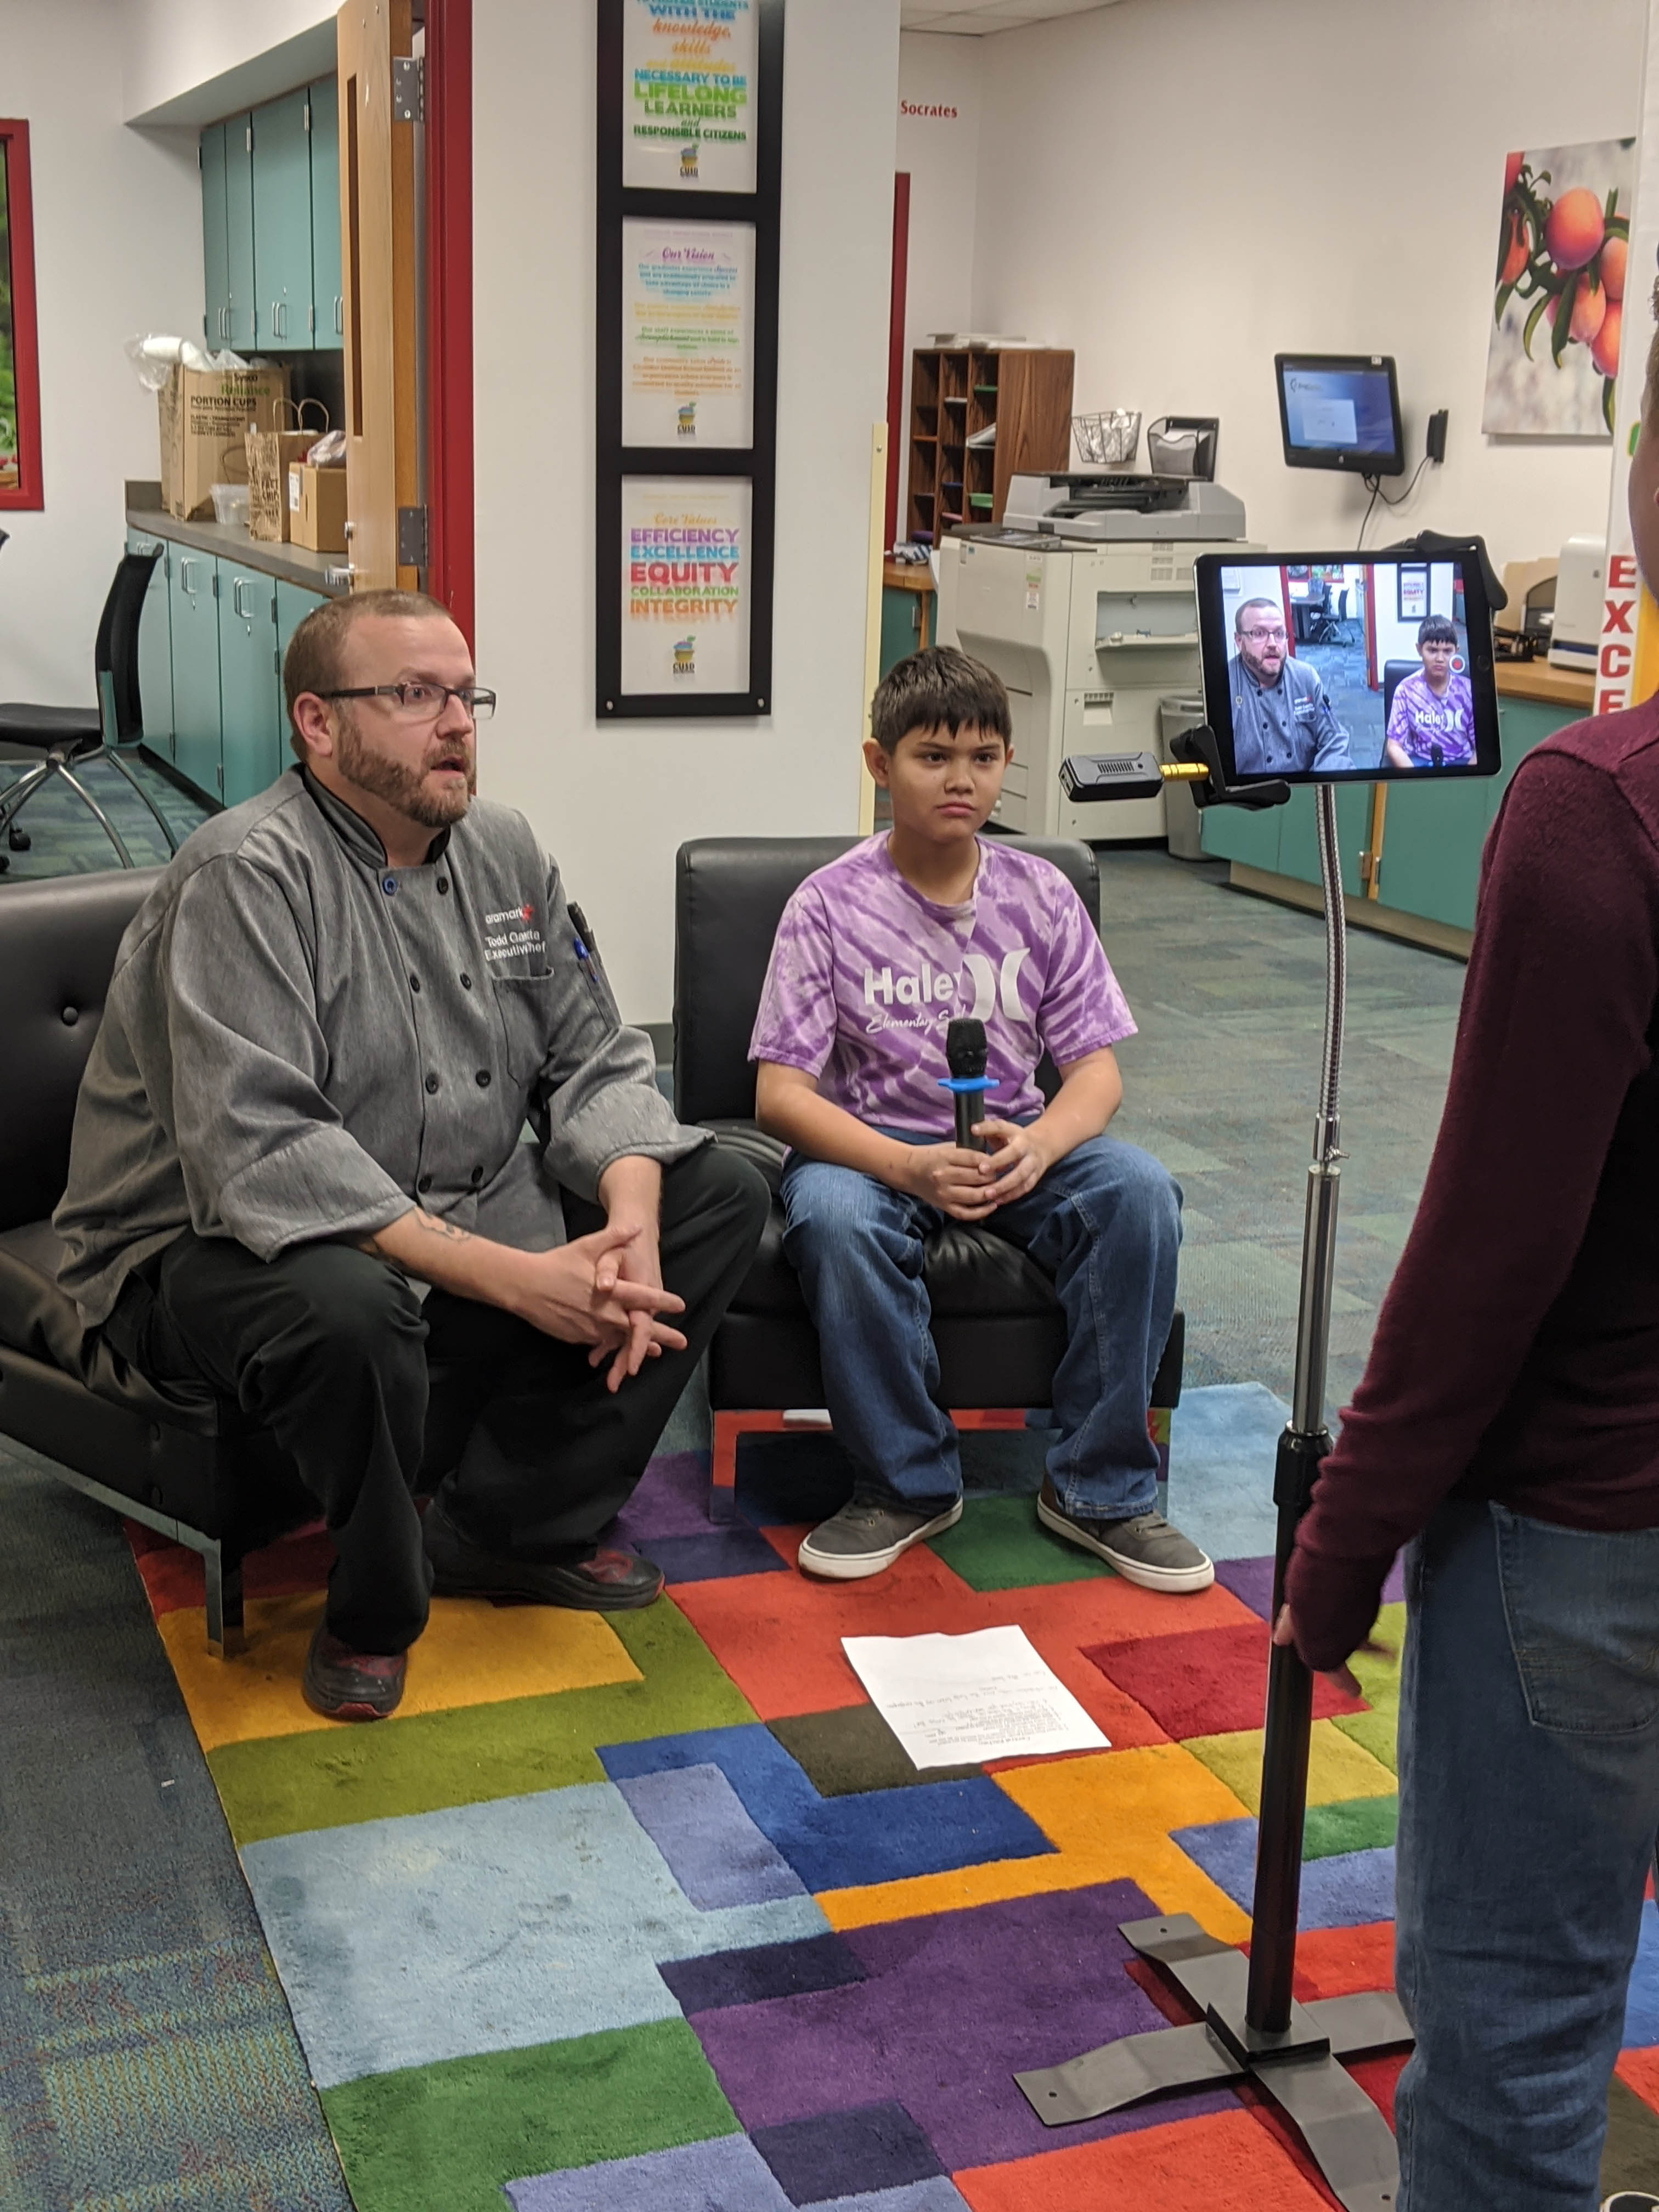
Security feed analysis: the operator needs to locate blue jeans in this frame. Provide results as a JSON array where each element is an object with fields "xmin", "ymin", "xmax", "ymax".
[
  {"xmin": 1395, "ymin": 1494, "xmax": 1659, "ymax": 2211},
  {"xmin": 779, "ymin": 1130, "xmax": 1181, "ymax": 1517}
]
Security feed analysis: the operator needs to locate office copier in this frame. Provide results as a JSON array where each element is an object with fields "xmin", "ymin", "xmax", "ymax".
[{"xmin": 936, "ymin": 472, "xmax": 1255, "ymax": 842}]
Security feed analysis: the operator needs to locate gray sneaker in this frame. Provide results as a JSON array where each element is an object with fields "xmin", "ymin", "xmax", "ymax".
[
  {"xmin": 798, "ymin": 1491, "xmax": 963, "ymax": 1581},
  {"xmin": 1037, "ymin": 1480, "xmax": 1214, "ymax": 1593}
]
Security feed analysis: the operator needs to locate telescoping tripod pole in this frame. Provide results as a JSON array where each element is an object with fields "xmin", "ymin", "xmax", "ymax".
[{"xmin": 1016, "ymin": 774, "xmax": 1413, "ymax": 2212}]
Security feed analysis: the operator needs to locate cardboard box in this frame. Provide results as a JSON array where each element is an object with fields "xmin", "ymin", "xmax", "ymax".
[
  {"xmin": 288, "ymin": 462, "xmax": 348, "ymax": 552},
  {"xmin": 157, "ymin": 364, "xmax": 289, "ymax": 521}
]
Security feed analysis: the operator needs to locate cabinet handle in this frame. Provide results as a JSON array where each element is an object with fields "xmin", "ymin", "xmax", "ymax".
[
  {"xmin": 233, "ymin": 578, "xmax": 255, "ymax": 620},
  {"xmin": 335, "ymin": 294, "xmax": 343, "ymax": 335},
  {"xmin": 179, "ymin": 557, "xmax": 199, "ymax": 593}
]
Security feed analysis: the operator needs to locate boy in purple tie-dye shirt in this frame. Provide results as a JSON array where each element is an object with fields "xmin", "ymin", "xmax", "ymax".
[{"xmin": 749, "ymin": 646, "xmax": 1210, "ymax": 1592}]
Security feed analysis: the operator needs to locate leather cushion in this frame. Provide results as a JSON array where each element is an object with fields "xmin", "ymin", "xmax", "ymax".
[
  {"xmin": 0, "ymin": 703, "xmax": 103, "ymax": 748},
  {"xmin": 0, "ymin": 1219, "xmax": 219, "ymax": 1433},
  {"xmin": 707, "ymin": 1122, "xmax": 1061, "ymax": 1321}
]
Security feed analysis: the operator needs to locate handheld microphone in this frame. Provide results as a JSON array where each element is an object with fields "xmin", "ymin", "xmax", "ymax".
[{"xmin": 943, "ymin": 1017, "xmax": 992, "ymax": 1152}]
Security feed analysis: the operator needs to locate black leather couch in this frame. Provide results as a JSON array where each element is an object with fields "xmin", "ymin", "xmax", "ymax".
[
  {"xmin": 0, "ymin": 871, "xmax": 294, "ymax": 1649},
  {"xmin": 673, "ymin": 836, "xmax": 1183, "ymax": 1519}
]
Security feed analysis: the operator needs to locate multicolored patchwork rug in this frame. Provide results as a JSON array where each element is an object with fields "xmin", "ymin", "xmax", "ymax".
[{"xmin": 126, "ymin": 1385, "xmax": 1659, "ymax": 2210}]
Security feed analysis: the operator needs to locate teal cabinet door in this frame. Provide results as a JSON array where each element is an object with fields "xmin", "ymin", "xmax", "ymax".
[
  {"xmin": 200, "ymin": 125, "xmax": 230, "ymax": 347},
  {"xmin": 170, "ymin": 552, "xmax": 223, "ymax": 802},
  {"xmin": 1373, "ymin": 775, "xmax": 1492, "ymax": 932},
  {"xmin": 880, "ymin": 585, "xmax": 930, "ymax": 677},
  {"xmin": 126, "ymin": 530, "xmax": 174, "ymax": 755},
  {"xmin": 275, "ymin": 581, "xmax": 326, "ymax": 761},
  {"xmin": 252, "ymin": 89, "xmax": 313, "ymax": 350},
  {"xmin": 219, "ymin": 564, "xmax": 284, "ymax": 806},
  {"xmin": 1275, "ymin": 782, "xmax": 1370, "ymax": 900},
  {"xmin": 308, "ymin": 80, "xmax": 343, "ymax": 351},
  {"xmin": 1200, "ymin": 797, "xmax": 1282, "ymax": 871},
  {"xmin": 225, "ymin": 114, "xmax": 257, "ymax": 352}
]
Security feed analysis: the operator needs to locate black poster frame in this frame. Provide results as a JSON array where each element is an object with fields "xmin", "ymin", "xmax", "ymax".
[{"xmin": 596, "ymin": 0, "xmax": 784, "ymax": 719}]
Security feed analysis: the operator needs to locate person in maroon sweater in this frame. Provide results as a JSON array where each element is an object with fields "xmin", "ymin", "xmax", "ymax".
[{"xmin": 1277, "ymin": 296, "xmax": 1659, "ymax": 2212}]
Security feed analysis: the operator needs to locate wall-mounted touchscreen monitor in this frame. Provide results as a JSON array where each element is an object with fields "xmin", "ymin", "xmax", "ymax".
[
  {"xmin": 1194, "ymin": 549, "xmax": 1501, "ymax": 786},
  {"xmin": 1274, "ymin": 354, "xmax": 1404, "ymax": 476}
]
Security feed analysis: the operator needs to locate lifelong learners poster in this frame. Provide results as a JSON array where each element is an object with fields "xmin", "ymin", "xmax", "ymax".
[
  {"xmin": 622, "ymin": 220, "xmax": 755, "ymax": 448},
  {"xmin": 620, "ymin": 477, "xmax": 751, "ymax": 695},
  {"xmin": 622, "ymin": 0, "xmax": 758, "ymax": 194}
]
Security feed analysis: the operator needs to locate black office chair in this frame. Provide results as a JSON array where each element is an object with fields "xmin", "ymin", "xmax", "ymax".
[
  {"xmin": 0, "ymin": 549, "xmax": 182, "ymax": 875},
  {"xmin": 673, "ymin": 836, "xmax": 1184, "ymax": 1520},
  {"xmin": 1381, "ymin": 658, "xmax": 1419, "ymax": 727}
]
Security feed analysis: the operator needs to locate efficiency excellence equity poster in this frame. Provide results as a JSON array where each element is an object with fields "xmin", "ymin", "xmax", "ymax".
[{"xmin": 621, "ymin": 477, "xmax": 751, "ymax": 695}]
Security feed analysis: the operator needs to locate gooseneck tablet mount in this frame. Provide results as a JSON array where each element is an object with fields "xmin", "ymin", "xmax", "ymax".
[{"xmin": 1023, "ymin": 738, "xmax": 1413, "ymax": 2211}]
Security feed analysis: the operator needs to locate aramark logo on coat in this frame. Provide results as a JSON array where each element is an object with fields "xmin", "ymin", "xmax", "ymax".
[
  {"xmin": 862, "ymin": 949, "xmax": 1029, "ymax": 1020},
  {"xmin": 483, "ymin": 899, "xmax": 545, "ymax": 963}
]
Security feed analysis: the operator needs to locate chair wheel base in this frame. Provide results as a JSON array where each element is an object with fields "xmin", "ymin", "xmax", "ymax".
[{"xmin": 8, "ymin": 825, "xmax": 30, "ymax": 851}]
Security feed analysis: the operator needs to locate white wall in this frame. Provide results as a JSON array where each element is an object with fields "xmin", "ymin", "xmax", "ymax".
[
  {"xmin": 0, "ymin": 1, "xmax": 201, "ymax": 706},
  {"xmin": 122, "ymin": 0, "xmax": 336, "ymax": 126},
  {"xmin": 895, "ymin": 31, "xmax": 985, "ymax": 529},
  {"xmin": 473, "ymin": 0, "xmax": 901, "ymax": 1023},
  {"xmin": 969, "ymin": 0, "xmax": 1646, "ymax": 573}
]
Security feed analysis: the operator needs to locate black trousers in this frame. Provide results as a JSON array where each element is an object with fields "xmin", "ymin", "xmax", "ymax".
[{"xmin": 110, "ymin": 1146, "xmax": 768, "ymax": 1651}]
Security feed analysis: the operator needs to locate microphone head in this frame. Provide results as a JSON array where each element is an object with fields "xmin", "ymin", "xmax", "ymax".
[{"xmin": 946, "ymin": 1016, "xmax": 988, "ymax": 1080}]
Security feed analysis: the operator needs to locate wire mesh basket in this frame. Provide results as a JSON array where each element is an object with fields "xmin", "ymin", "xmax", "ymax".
[{"xmin": 1072, "ymin": 410, "xmax": 1141, "ymax": 466}]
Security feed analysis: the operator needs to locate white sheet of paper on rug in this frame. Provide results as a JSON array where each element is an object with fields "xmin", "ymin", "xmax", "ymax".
[{"xmin": 840, "ymin": 1624, "xmax": 1109, "ymax": 1770}]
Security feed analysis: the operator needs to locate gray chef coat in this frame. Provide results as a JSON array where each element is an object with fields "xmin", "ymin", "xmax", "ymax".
[
  {"xmin": 54, "ymin": 768, "xmax": 704, "ymax": 1327},
  {"xmin": 1227, "ymin": 653, "xmax": 1353, "ymax": 775}
]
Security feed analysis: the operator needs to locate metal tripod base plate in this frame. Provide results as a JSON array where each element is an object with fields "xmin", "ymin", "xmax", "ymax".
[{"xmin": 1013, "ymin": 1916, "xmax": 1413, "ymax": 2212}]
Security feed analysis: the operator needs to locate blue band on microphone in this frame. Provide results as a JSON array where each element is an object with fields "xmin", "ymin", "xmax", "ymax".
[{"xmin": 938, "ymin": 1074, "xmax": 996, "ymax": 1094}]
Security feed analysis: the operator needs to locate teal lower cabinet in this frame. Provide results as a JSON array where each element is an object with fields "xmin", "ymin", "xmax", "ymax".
[
  {"xmin": 1199, "ymin": 794, "xmax": 1284, "ymax": 871},
  {"xmin": 1199, "ymin": 691, "xmax": 1586, "ymax": 949},
  {"xmin": 126, "ymin": 528, "xmax": 174, "ymax": 757},
  {"xmin": 169, "ymin": 550, "xmax": 223, "ymax": 801},
  {"xmin": 1273, "ymin": 783, "xmax": 1372, "ymax": 901},
  {"xmin": 880, "ymin": 583, "xmax": 932, "ymax": 678},
  {"xmin": 218, "ymin": 563, "xmax": 284, "ymax": 806}
]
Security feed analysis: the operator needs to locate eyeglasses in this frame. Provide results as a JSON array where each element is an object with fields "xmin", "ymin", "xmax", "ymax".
[
  {"xmin": 319, "ymin": 681, "xmax": 497, "ymax": 721},
  {"xmin": 1240, "ymin": 627, "xmax": 1287, "ymax": 643}
]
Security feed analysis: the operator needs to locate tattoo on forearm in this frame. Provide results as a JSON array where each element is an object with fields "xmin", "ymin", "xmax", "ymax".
[{"xmin": 358, "ymin": 1209, "xmax": 475, "ymax": 1262}]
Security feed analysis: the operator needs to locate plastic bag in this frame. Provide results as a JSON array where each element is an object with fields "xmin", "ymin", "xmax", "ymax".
[
  {"xmin": 124, "ymin": 334, "xmax": 249, "ymax": 390},
  {"xmin": 303, "ymin": 427, "xmax": 347, "ymax": 467}
]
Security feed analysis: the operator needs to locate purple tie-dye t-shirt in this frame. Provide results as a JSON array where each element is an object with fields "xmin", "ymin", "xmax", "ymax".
[{"xmin": 748, "ymin": 835, "xmax": 1135, "ymax": 1136}]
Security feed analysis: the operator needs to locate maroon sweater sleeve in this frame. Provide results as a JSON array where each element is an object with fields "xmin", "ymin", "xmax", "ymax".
[{"xmin": 1283, "ymin": 748, "xmax": 1659, "ymax": 1669}]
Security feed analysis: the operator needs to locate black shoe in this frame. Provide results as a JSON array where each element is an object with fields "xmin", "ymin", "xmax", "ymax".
[
  {"xmin": 422, "ymin": 1497, "xmax": 665, "ymax": 1611},
  {"xmin": 797, "ymin": 1490, "xmax": 963, "ymax": 1581},
  {"xmin": 302, "ymin": 1621, "xmax": 407, "ymax": 1722}
]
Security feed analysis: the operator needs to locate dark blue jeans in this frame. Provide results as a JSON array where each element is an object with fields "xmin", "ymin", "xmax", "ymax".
[
  {"xmin": 1395, "ymin": 1494, "xmax": 1659, "ymax": 2210},
  {"xmin": 779, "ymin": 1130, "xmax": 1181, "ymax": 1516}
]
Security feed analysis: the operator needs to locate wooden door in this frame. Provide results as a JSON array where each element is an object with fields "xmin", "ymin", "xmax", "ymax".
[{"xmin": 336, "ymin": 0, "xmax": 418, "ymax": 591}]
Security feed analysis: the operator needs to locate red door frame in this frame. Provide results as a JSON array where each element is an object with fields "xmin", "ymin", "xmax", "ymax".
[
  {"xmin": 0, "ymin": 120, "xmax": 44, "ymax": 511},
  {"xmin": 885, "ymin": 172, "xmax": 910, "ymax": 551},
  {"xmin": 424, "ymin": 0, "xmax": 474, "ymax": 646}
]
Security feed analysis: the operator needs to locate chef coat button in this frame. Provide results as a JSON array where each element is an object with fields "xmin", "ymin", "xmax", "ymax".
[
  {"xmin": 470, "ymin": 1165, "xmax": 483, "ymax": 1186},
  {"xmin": 475, "ymin": 1069, "xmax": 492, "ymax": 1088},
  {"xmin": 382, "ymin": 874, "xmax": 397, "ymax": 895},
  {"xmin": 460, "ymin": 971, "xmax": 472, "ymax": 989},
  {"xmin": 409, "ymin": 973, "xmax": 421, "ymax": 993},
  {"xmin": 436, "ymin": 876, "xmax": 450, "ymax": 895},
  {"xmin": 425, "ymin": 1073, "xmax": 440, "ymax": 1094},
  {"xmin": 417, "ymin": 1173, "xmax": 433, "ymax": 1194}
]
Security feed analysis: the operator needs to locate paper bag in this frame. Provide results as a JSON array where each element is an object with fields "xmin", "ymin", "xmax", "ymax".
[{"xmin": 246, "ymin": 398, "xmax": 330, "ymax": 541}]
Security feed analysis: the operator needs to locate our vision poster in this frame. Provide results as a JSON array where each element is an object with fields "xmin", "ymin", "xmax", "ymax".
[
  {"xmin": 622, "ymin": 0, "xmax": 758, "ymax": 193},
  {"xmin": 620, "ymin": 477, "xmax": 751, "ymax": 695},
  {"xmin": 622, "ymin": 221, "xmax": 755, "ymax": 448}
]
